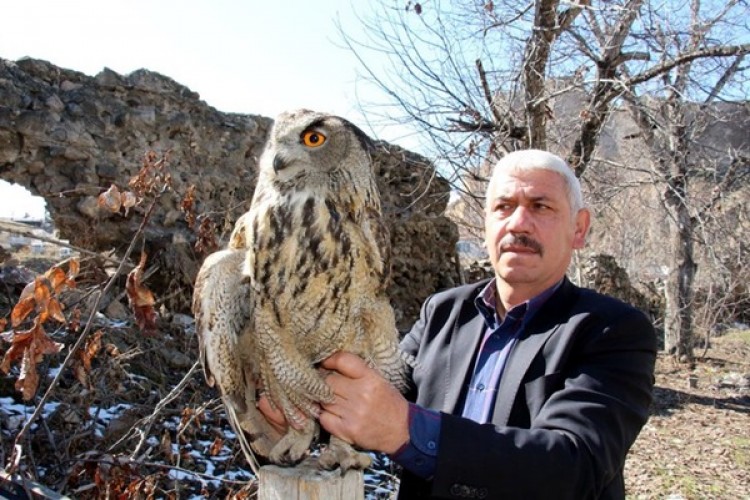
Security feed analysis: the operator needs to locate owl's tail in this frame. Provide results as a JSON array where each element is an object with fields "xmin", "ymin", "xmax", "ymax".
[
  {"xmin": 224, "ymin": 399, "xmax": 263, "ymax": 477},
  {"xmin": 223, "ymin": 395, "xmax": 262, "ymax": 476},
  {"xmin": 222, "ymin": 382, "xmax": 285, "ymax": 476}
]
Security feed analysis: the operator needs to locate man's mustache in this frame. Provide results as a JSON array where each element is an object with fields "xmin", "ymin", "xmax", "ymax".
[{"xmin": 499, "ymin": 234, "xmax": 544, "ymax": 256}]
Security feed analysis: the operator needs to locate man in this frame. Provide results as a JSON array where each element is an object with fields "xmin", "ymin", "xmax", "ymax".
[{"xmin": 265, "ymin": 149, "xmax": 657, "ymax": 499}]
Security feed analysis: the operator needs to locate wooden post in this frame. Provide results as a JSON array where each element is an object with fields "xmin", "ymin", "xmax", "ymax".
[{"xmin": 257, "ymin": 457, "xmax": 364, "ymax": 500}]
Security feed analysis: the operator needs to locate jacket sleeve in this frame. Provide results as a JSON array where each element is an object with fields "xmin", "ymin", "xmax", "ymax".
[
  {"xmin": 430, "ymin": 307, "xmax": 657, "ymax": 500},
  {"xmin": 400, "ymin": 292, "xmax": 436, "ymax": 402}
]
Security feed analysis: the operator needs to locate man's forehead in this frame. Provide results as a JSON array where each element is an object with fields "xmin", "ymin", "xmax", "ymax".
[{"xmin": 489, "ymin": 169, "xmax": 566, "ymax": 197}]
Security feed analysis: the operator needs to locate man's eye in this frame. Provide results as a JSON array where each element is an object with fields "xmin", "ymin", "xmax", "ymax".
[{"xmin": 495, "ymin": 203, "xmax": 512, "ymax": 212}]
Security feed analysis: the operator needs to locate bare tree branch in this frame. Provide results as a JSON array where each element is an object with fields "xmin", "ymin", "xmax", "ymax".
[
  {"xmin": 626, "ymin": 44, "xmax": 750, "ymax": 88},
  {"xmin": 704, "ymin": 54, "xmax": 746, "ymax": 103}
]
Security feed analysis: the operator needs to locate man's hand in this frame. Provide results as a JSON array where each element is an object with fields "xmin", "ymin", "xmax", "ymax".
[{"xmin": 319, "ymin": 351, "xmax": 410, "ymax": 455}]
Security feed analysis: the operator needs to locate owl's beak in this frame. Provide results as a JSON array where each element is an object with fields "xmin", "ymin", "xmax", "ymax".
[{"xmin": 272, "ymin": 154, "xmax": 288, "ymax": 173}]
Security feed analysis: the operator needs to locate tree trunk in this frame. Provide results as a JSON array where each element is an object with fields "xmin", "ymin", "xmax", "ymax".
[
  {"xmin": 664, "ymin": 205, "xmax": 696, "ymax": 360},
  {"xmin": 662, "ymin": 105, "xmax": 696, "ymax": 361}
]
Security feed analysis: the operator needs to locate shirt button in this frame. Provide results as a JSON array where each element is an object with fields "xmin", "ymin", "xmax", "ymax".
[
  {"xmin": 477, "ymin": 383, "xmax": 485, "ymax": 391},
  {"xmin": 427, "ymin": 440, "xmax": 436, "ymax": 450}
]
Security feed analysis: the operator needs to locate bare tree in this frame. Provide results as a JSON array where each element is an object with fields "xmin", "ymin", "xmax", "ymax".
[
  {"xmin": 617, "ymin": 0, "xmax": 750, "ymax": 360},
  {"xmin": 341, "ymin": 0, "xmax": 750, "ymax": 360}
]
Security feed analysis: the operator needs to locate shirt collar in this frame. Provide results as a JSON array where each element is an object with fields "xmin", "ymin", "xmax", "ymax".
[{"xmin": 474, "ymin": 278, "xmax": 563, "ymax": 330}]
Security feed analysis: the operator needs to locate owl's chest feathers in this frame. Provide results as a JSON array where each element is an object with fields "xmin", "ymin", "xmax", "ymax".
[{"xmin": 249, "ymin": 192, "xmax": 374, "ymax": 304}]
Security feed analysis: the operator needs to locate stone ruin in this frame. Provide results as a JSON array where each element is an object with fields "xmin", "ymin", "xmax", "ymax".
[
  {"xmin": 578, "ymin": 254, "xmax": 664, "ymax": 324},
  {"xmin": 0, "ymin": 57, "xmax": 461, "ymax": 331}
]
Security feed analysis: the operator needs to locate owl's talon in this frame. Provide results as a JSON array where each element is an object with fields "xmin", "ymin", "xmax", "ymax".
[
  {"xmin": 268, "ymin": 420, "xmax": 318, "ymax": 466},
  {"xmin": 318, "ymin": 437, "xmax": 372, "ymax": 471}
]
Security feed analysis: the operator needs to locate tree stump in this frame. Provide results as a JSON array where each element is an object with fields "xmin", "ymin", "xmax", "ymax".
[{"xmin": 257, "ymin": 458, "xmax": 364, "ymax": 500}]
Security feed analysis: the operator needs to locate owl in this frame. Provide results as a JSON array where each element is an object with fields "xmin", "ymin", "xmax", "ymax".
[{"xmin": 193, "ymin": 109, "xmax": 409, "ymax": 474}]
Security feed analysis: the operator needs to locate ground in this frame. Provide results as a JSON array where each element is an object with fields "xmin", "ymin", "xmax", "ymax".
[{"xmin": 625, "ymin": 329, "xmax": 750, "ymax": 499}]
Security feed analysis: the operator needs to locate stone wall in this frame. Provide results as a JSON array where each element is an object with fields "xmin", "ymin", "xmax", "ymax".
[
  {"xmin": 578, "ymin": 254, "xmax": 664, "ymax": 325},
  {"xmin": 0, "ymin": 57, "xmax": 460, "ymax": 330}
]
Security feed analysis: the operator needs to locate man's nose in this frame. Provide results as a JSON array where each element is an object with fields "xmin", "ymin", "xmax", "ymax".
[{"xmin": 506, "ymin": 206, "xmax": 532, "ymax": 231}]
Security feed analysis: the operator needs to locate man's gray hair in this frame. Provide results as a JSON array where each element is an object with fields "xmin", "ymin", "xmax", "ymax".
[{"xmin": 485, "ymin": 149, "xmax": 585, "ymax": 213}]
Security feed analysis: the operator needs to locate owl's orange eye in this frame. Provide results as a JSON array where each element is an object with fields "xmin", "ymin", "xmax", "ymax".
[{"xmin": 301, "ymin": 130, "xmax": 327, "ymax": 147}]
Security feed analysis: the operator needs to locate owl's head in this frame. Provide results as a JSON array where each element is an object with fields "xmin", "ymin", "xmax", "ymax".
[{"xmin": 259, "ymin": 109, "xmax": 375, "ymax": 187}]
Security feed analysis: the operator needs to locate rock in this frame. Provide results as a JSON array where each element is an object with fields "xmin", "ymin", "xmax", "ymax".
[
  {"xmin": 0, "ymin": 129, "xmax": 21, "ymax": 164},
  {"xmin": 158, "ymin": 347, "xmax": 194, "ymax": 369},
  {"xmin": 170, "ymin": 313, "xmax": 195, "ymax": 332},
  {"xmin": 717, "ymin": 372, "xmax": 750, "ymax": 391},
  {"xmin": 580, "ymin": 254, "xmax": 664, "ymax": 322},
  {"xmin": 76, "ymin": 196, "xmax": 103, "ymax": 220},
  {"xmin": 104, "ymin": 300, "xmax": 131, "ymax": 322},
  {"xmin": 0, "ymin": 408, "xmax": 24, "ymax": 432},
  {"xmin": 45, "ymin": 94, "xmax": 65, "ymax": 113}
]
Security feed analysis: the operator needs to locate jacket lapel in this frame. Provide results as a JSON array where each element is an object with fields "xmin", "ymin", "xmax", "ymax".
[
  {"xmin": 443, "ymin": 294, "xmax": 486, "ymax": 413},
  {"xmin": 492, "ymin": 324, "xmax": 560, "ymax": 426},
  {"xmin": 492, "ymin": 278, "xmax": 578, "ymax": 426}
]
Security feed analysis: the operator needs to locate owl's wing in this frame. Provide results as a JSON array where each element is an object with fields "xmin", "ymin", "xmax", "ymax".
[
  {"xmin": 228, "ymin": 211, "xmax": 252, "ymax": 249},
  {"xmin": 366, "ymin": 206, "xmax": 392, "ymax": 292},
  {"xmin": 361, "ymin": 207, "xmax": 416, "ymax": 391},
  {"xmin": 193, "ymin": 248, "xmax": 282, "ymax": 474}
]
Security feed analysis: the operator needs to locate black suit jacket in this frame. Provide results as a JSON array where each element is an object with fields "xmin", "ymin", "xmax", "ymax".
[{"xmin": 397, "ymin": 277, "xmax": 657, "ymax": 500}]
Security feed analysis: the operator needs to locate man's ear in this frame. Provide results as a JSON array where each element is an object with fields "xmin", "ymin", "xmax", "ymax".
[{"xmin": 573, "ymin": 208, "xmax": 591, "ymax": 250}]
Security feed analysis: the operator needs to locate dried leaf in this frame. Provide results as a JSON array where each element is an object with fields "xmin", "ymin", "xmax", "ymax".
[
  {"xmin": 67, "ymin": 258, "xmax": 80, "ymax": 280},
  {"xmin": 35, "ymin": 281, "xmax": 51, "ymax": 309},
  {"xmin": 180, "ymin": 407, "xmax": 195, "ymax": 430},
  {"xmin": 0, "ymin": 330, "xmax": 33, "ymax": 373},
  {"xmin": 98, "ymin": 184, "xmax": 123, "ymax": 213},
  {"xmin": 209, "ymin": 437, "xmax": 224, "ymax": 456},
  {"xmin": 181, "ymin": 185, "xmax": 197, "ymax": 226},
  {"xmin": 34, "ymin": 325, "xmax": 65, "ymax": 360},
  {"xmin": 74, "ymin": 329, "xmax": 103, "ymax": 387},
  {"xmin": 121, "ymin": 191, "xmax": 139, "ymax": 216},
  {"xmin": 17, "ymin": 347, "xmax": 40, "ymax": 401},
  {"xmin": 94, "ymin": 465, "xmax": 106, "ymax": 488},
  {"xmin": 126, "ymin": 252, "xmax": 158, "ymax": 336},
  {"xmin": 11, "ymin": 295, "xmax": 36, "ymax": 327},
  {"xmin": 74, "ymin": 363, "xmax": 87, "ymax": 387},
  {"xmin": 2, "ymin": 320, "xmax": 64, "ymax": 399},
  {"xmin": 81, "ymin": 330, "xmax": 103, "ymax": 370},
  {"xmin": 195, "ymin": 217, "xmax": 218, "ymax": 255},
  {"xmin": 105, "ymin": 343, "xmax": 121, "ymax": 357},
  {"xmin": 47, "ymin": 298, "xmax": 66, "ymax": 324},
  {"xmin": 129, "ymin": 150, "xmax": 171, "ymax": 197},
  {"xmin": 46, "ymin": 267, "xmax": 67, "ymax": 294},
  {"xmin": 160, "ymin": 429, "xmax": 174, "ymax": 464},
  {"xmin": 69, "ymin": 307, "xmax": 82, "ymax": 333}
]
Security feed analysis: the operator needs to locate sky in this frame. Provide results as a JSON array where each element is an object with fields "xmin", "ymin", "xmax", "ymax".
[{"xmin": 0, "ymin": 0, "xmax": 413, "ymax": 219}]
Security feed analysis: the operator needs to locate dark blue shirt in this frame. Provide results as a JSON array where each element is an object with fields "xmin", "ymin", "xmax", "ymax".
[{"xmin": 391, "ymin": 278, "xmax": 561, "ymax": 479}]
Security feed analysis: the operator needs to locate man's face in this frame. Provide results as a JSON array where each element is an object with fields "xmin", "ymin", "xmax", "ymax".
[{"xmin": 484, "ymin": 168, "xmax": 590, "ymax": 297}]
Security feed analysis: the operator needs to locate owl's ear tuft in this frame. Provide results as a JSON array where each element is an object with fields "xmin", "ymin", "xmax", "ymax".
[{"xmin": 343, "ymin": 120, "xmax": 376, "ymax": 155}]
